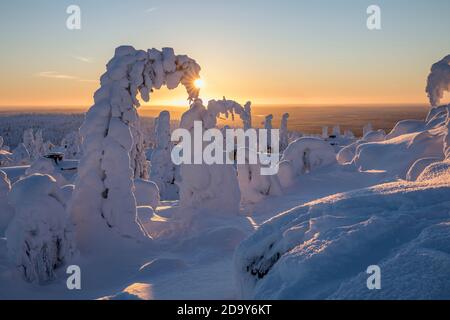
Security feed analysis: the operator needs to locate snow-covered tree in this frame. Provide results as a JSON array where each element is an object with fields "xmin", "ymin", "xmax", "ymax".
[
  {"xmin": 264, "ymin": 114, "xmax": 273, "ymax": 152},
  {"xmin": 0, "ymin": 170, "xmax": 13, "ymax": 236},
  {"xmin": 363, "ymin": 122, "xmax": 373, "ymax": 137},
  {"xmin": 322, "ymin": 126, "xmax": 329, "ymax": 139},
  {"xmin": 69, "ymin": 46, "xmax": 201, "ymax": 248},
  {"xmin": 280, "ymin": 113, "xmax": 289, "ymax": 151},
  {"xmin": 426, "ymin": 55, "xmax": 450, "ymax": 107},
  {"xmin": 150, "ymin": 111, "xmax": 177, "ymax": 199},
  {"xmin": 176, "ymin": 99, "xmax": 248, "ymax": 213},
  {"xmin": 11, "ymin": 143, "xmax": 30, "ymax": 165},
  {"xmin": 6, "ymin": 174, "xmax": 77, "ymax": 284},
  {"xmin": 61, "ymin": 131, "xmax": 81, "ymax": 159},
  {"xmin": 332, "ymin": 125, "xmax": 341, "ymax": 137}
]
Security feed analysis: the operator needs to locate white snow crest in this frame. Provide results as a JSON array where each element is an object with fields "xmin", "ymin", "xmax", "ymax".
[{"xmin": 426, "ymin": 55, "xmax": 450, "ymax": 107}]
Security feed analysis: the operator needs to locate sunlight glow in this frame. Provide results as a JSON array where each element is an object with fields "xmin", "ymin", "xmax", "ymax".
[{"xmin": 194, "ymin": 78, "xmax": 204, "ymax": 89}]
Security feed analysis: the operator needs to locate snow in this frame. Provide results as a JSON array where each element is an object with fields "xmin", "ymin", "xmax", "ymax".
[
  {"xmin": 280, "ymin": 137, "xmax": 337, "ymax": 177},
  {"xmin": 134, "ymin": 178, "xmax": 160, "ymax": 210},
  {"xmin": 0, "ymin": 170, "xmax": 13, "ymax": 236},
  {"xmin": 69, "ymin": 46, "xmax": 201, "ymax": 249},
  {"xmin": 150, "ymin": 111, "xmax": 178, "ymax": 199},
  {"xmin": 426, "ymin": 55, "xmax": 450, "ymax": 106},
  {"xmin": 1, "ymin": 50, "xmax": 450, "ymax": 300},
  {"xmin": 5, "ymin": 174, "xmax": 77, "ymax": 284}
]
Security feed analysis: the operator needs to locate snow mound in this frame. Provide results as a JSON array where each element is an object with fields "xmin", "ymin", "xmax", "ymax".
[
  {"xmin": 0, "ymin": 170, "xmax": 13, "ymax": 235},
  {"xmin": 134, "ymin": 179, "xmax": 160, "ymax": 210},
  {"xmin": 5, "ymin": 174, "xmax": 77, "ymax": 284},
  {"xmin": 280, "ymin": 137, "xmax": 337, "ymax": 179},
  {"xmin": 353, "ymin": 109, "xmax": 447, "ymax": 178},
  {"xmin": 234, "ymin": 173, "xmax": 450, "ymax": 299},
  {"xmin": 25, "ymin": 157, "xmax": 68, "ymax": 186},
  {"xmin": 237, "ymin": 149, "xmax": 282, "ymax": 204}
]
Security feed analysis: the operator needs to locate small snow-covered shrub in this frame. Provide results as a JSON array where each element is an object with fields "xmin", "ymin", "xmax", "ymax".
[
  {"xmin": 6, "ymin": 174, "xmax": 77, "ymax": 284},
  {"xmin": 0, "ymin": 170, "xmax": 13, "ymax": 235},
  {"xmin": 134, "ymin": 179, "xmax": 160, "ymax": 210}
]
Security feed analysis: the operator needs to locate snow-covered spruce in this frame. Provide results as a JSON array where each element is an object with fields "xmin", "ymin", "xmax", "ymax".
[
  {"xmin": 10, "ymin": 143, "xmax": 30, "ymax": 165},
  {"xmin": 150, "ymin": 111, "xmax": 178, "ymax": 199},
  {"xmin": 234, "ymin": 174, "xmax": 450, "ymax": 299},
  {"xmin": 6, "ymin": 174, "xmax": 77, "ymax": 284},
  {"xmin": 176, "ymin": 98, "xmax": 252, "ymax": 213},
  {"xmin": 61, "ymin": 131, "xmax": 81, "ymax": 159},
  {"xmin": 280, "ymin": 113, "xmax": 289, "ymax": 151},
  {"xmin": 426, "ymin": 55, "xmax": 450, "ymax": 107},
  {"xmin": 69, "ymin": 46, "xmax": 201, "ymax": 248},
  {"xmin": 278, "ymin": 137, "xmax": 337, "ymax": 183},
  {"xmin": 25, "ymin": 157, "xmax": 68, "ymax": 187},
  {"xmin": 336, "ymin": 129, "xmax": 385, "ymax": 165},
  {"xmin": 0, "ymin": 170, "xmax": 13, "ymax": 236}
]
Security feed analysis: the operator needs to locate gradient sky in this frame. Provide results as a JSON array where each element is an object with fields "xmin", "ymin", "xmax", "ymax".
[{"xmin": 0, "ymin": 0, "xmax": 449, "ymax": 108}]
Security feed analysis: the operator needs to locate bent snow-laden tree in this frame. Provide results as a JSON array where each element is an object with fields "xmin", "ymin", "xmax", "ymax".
[
  {"xmin": 70, "ymin": 46, "xmax": 201, "ymax": 247},
  {"xmin": 176, "ymin": 98, "xmax": 252, "ymax": 213}
]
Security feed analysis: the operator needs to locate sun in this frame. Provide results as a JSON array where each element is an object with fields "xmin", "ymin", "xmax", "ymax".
[{"xmin": 194, "ymin": 78, "xmax": 204, "ymax": 89}]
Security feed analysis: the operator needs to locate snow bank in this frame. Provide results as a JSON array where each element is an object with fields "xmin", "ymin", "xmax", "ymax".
[
  {"xmin": 426, "ymin": 55, "xmax": 450, "ymax": 106},
  {"xmin": 69, "ymin": 46, "xmax": 201, "ymax": 248},
  {"xmin": 0, "ymin": 170, "xmax": 13, "ymax": 235},
  {"xmin": 234, "ymin": 173, "xmax": 450, "ymax": 299},
  {"xmin": 6, "ymin": 174, "xmax": 77, "ymax": 284},
  {"xmin": 177, "ymin": 99, "xmax": 245, "ymax": 214},
  {"xmin": 352, "ymin": 106, "xmax": 448, "ymax": 178}
]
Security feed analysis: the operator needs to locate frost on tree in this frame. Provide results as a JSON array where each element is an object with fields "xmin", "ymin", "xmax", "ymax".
[
  {"xmin": 426, "ymin": 55, "xmax": 450, "ymax": 106},
  {"xmin": 176, "ymin": 98, "xmax": 251, "ymax": 213},
  {"xmin": 280, "ymin": 113, "xmax": 289, "ymax": 151},
  {"xmin": 150, "ymin": 111, "xmax": 177, "ymax": 199},
  {"xmin": 69, "ymin": 46, "xmax": 201, "ymax": 246},
  {"xmin": 6, "ymin": 174, "xmax": 77, "ymax": 284}
]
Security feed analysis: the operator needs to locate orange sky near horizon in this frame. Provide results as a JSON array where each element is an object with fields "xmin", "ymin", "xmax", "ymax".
[{"xmin": 1, "ymin": 1, "xmax": 449, "ymax": 110}]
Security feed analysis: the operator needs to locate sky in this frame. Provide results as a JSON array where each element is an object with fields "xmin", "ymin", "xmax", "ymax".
[{"xmin": 0, "ymin": 0, "xmax": 449, "ymax": 109}]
